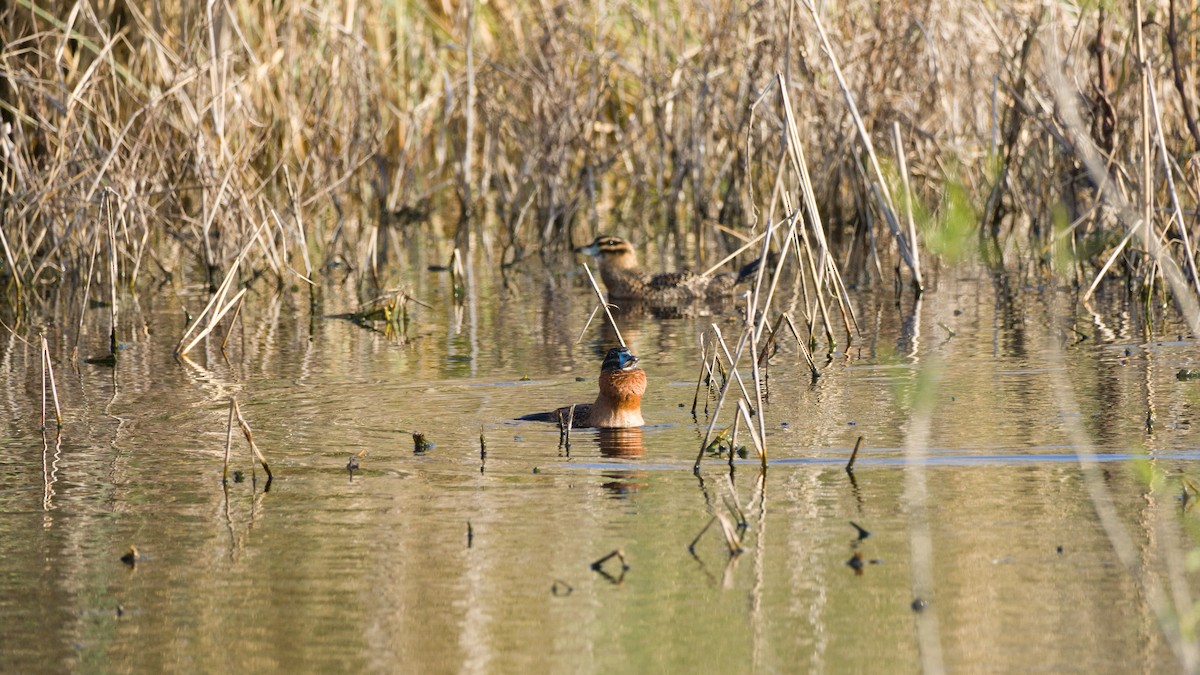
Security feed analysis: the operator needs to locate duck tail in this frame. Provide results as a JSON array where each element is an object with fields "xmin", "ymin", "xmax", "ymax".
[
  {"xmin": 736, "ymin": 251, "xmax": 779, "ymax": 284},
  {"xmin": 516, "ymin": 411, "xmax": 559, "ymax": 423}
]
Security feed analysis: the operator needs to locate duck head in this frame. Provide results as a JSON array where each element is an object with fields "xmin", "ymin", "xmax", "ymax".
[
  {"xmin": 576, "ymin": 235, "xmax": 638, "ymax": 271},
  {"xmin": 601, "ymin": 346, "xmax": 640, "ymax": 373}
]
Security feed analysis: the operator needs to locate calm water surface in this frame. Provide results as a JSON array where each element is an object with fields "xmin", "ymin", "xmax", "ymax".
[{"xmin": 2, "ymin": 251, "xmax": 1198, "ymax": 672}]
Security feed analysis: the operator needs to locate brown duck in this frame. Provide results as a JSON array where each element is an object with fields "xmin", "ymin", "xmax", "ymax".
[
  {"xmin": 519, "ymin": 347, "xmax": 646, "ymax": 428},
  {"xmin": 576, "ymin": 234, "xmax": 762, "ymax": 303}
]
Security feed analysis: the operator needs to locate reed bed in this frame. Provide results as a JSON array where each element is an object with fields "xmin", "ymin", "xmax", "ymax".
[{"xmin": 0, "ymin": 0, "xmax": 1196, "ymax": 327}]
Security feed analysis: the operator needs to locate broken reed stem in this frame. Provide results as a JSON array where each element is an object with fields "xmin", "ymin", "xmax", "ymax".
[
  {"xmin": 691, "ymin": 334, "xmax": 710, "ymax": 415},
  {"xmin": 781, "ymin": 313, "xmax": 819, "ymax": 378},
  {"xmin": 729, "ymin": 409, "xmax": 741, "ymax": 469},
  {"xmin": 746, "ymin": 309, "xmax": 769, "ymax": 459},
  {"xmin": 565, "ymin": 403, "xmax": 577, "ymax": 448},
  {"xmin": 694, "ymin": 325, "xmax": 755, "ymax": 473},
  {"xmin": 736, "ymin": 399, "xmax": 766, "ymax": 469},
  {"xmin": 582, "ymin": 262, "xmax": 625, "ymax": 348},
  {"xmin": 846, "ymin": 435, "xmax": 864, "ymax": 473},
  {"xmin": 177, "ymin": 218, "xmax": 269, "ymax": 356},
  {"xmin": 223, "ymin": 397, "xmax": 236, "ymax": 484},
  {"xmin": 232, "ymin": 398, "xmax": 273, "ymax": 482},
  {"xmin": 270, "ymin": 208, "xmax": 315, "ymax": 286},
  {"xmin": 700, "ymin": 227, "xmax": 771, "ymax": 278},
  {"xmin": 179, "ymin": 287, "xmax": 248, "ymax": 357},
  {"xmin": 220, "ymin": 291, "xmax": 246, "ymax": 352}
]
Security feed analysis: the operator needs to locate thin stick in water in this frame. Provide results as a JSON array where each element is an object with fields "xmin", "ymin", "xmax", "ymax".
[
  {"xmin": 232, "ymin": 398, "xmax": 273, "ymax": 484},
  {"xmin": 846, "ymin": 436, "xmax": 864, "ymax": 473},
  {"xmin": 223, "ymin": 397, "xmax": 236, "ymax": 484},
  {"xmin": 40, "ymin": 336, "xmax": 62, "ymax": 429},
  {"xmin": 581, "ymin": 262, "xmax": 625, "ymax": 348}
]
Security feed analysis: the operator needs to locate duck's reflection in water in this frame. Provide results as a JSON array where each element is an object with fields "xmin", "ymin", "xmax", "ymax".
[{"xmin": 595, "ymin": 427, "xmax": 649, "ymax": 497}]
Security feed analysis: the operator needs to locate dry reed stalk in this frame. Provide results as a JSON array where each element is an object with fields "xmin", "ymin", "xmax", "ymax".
[
  {"xmin": 730, "ymin": 413, "xmax": 744, "ymax": 468},
  {"xmin": 581, "ymin": 262, "xmax": 625, "ymax": 348},
  {"xmin": 787, "ymin": 8, "xmax": 922, "ymax": 291},
  {"xmin": 176, "ymin": 219, "xmax": 269, "ymax": 357},
  {"xmin": 1145, "ymin": 67, "xmax": 1199, "ymax": 298},
  {"xmin": 71, "ymin": 236, "xmax": 98, "ymax": 360},
  {"xmin": 891, "ymin": 122, "xmax": 922, "ymax": 287},
  {"xmin": 700, "ymin": 228, "xmax": 771, "ymax": 279},
  {"xmin": 693, "ymin": 325, "xmax": 754, "ymax": 473},
  {"xmin": 105, "ymin": 192, "xmax": 119, "ymax": 362},
  {"xmin": 282, "ymin": 167, "xmax": 313, "ymax": 282},
  {"xmin": 565, "ymin": 403, "xmax": 577, "ymax": 450},
  {"xmin": 270, "ymin": 208, "xmax": 314, "ymax": 287},
  {"xmin": 746, "ymin": 320, "xmax": 768, "ymax": 459},
  {"xmin": 691, "ymin": 334, "xmax": 710, "ymax": 416},
  {"xmin": 232, "ymin": 398, "xmax": 273, "ymax": 484},
  {"xmin": 220, "ymin": 292, "xmax": 246, "ymax": 352},
  {"xmin": 780, "ymin": 313, "xmax": 819, "ymax": 379},
  {"xmin": 1045, "ymin": 42, "xmax": 1200, "ymax": 337},
  {"xmin": 40, "ymin": 335, "xmax": 62, "ymax": 429},
  {"xmin": 735, "ymin": 399, "xmax": 765, "ymax": 469},
  {"xmin": 223, "ymin": 397, "xmax": 236, "ymax": 484},
  {"xmin": 0, "ymin": 218, "xmax": 19, "ymax": 295}
]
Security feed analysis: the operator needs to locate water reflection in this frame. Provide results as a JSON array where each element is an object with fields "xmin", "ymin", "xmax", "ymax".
[
  {"xmin": 1, "ymin": 265, "xmax": 1198, "ymax": 673},
  {"xmin": 594, "ymin": 427, "xmax": 649, "ymax": 497}
]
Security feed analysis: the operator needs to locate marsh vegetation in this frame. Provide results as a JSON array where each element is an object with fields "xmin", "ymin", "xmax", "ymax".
[{"xmin": 3, "ymin": 1, "xmax": 1200, "ymax": 671}]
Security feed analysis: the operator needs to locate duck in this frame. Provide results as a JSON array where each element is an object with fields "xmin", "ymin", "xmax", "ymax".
[
  {"xmin": 575, "ymin": 234, "xmax": 763, "ymax": 303},
  {"xmin": 519, "ymin": 346, "xmax": 646, "ymax": 428}
]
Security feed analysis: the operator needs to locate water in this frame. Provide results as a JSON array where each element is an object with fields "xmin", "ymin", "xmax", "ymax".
[{"xmin": 1, "ymin": 257, "xmax": 1196, "ymax": 672}]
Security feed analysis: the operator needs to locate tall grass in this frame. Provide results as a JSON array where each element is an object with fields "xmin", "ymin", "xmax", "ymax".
[{"xmin": 1, "ymin": 1, "xmax": 1198, "ymax": 315}]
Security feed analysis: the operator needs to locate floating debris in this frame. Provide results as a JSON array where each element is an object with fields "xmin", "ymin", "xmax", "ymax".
[
  {"xmin": 911, "ymin": 598, "xmax": 928, "ymax": 612},
  {"xmin": 120, "ymin": 546, "xmax": 140, "ymax": 566},
  {"xmin": 467, "ymin": 522, "xmax": 474, "ymax": 548},
  {"xmin": 1177, "ymin": 369, "xmax": 1200, "ymax": 381},
  {"xmin": 413, "ymin": 432, "xmax": 434, "ymax": 454}
]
